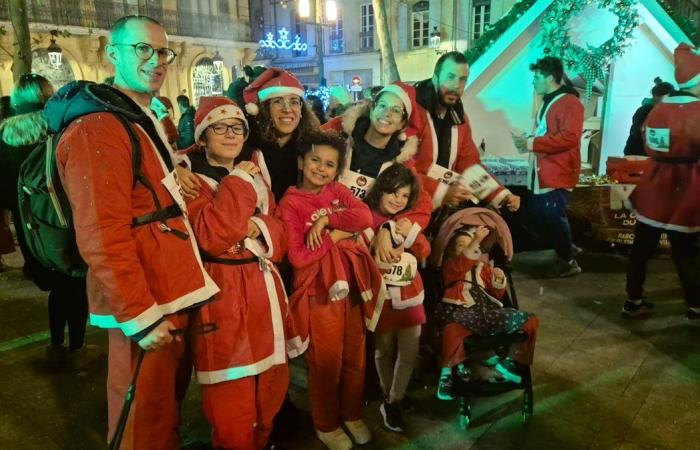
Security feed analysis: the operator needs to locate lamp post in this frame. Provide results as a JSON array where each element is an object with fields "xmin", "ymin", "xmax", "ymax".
[
  {"xmin": 47, "ymin": 30, "xmax": 63, "ymax": 69},
  {"xmin": 299, "ymin": 0, "xmax": 337, "ymax": 87}
]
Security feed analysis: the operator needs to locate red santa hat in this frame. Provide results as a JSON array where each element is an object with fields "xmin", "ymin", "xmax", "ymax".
[
  {"xmin": 674, "ymin": 43, "xmax": 700, "ymax": 89},
  {"xmin": 194, "ymin": 96, "xmax": 248, "ymax": 143},
  {"xmin": 378, "ymin": 82, "xmax": 413, "ymax": 117},
  {"xmin": 242, "ymin": 68, "xmax": 305, "ymax": 116}
]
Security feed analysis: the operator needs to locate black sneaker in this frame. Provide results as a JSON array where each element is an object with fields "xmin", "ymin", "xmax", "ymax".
[
  {"xmin": 687, "ymin": 308, "xmax": 700, "ymax": 320},
  {"xmin": 622, "ymin": 300, "xmax": 655, "ymax": 318},
  {"xmin": 437, "ymin": 373, "xmax": 454, "ymax": 401},
  {"xmin": 557, "ymin": 258, "xmax": 582, "ymax": 277},
  {"xmin": 380, "ymin": 401, "xmax": 404, "ymax": 433}
]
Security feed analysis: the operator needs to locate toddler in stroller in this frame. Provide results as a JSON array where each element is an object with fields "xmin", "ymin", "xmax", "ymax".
[{"xmin": 430, "ymin": 208, "xmax": 539, "ymax": 426}]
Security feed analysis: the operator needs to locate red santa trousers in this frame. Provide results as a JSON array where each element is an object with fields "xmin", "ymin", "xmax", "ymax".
[
  {"xmin": 306, "ymin": 291, "xmax": 367, "ymax": 432},
  {"xmin": 201, "ymin": 363, "xmax": 289, "ymax": 450},
  {"xmin": 106, "ymin": 311, "xmax": 192, "ymax": 450},
  {"xmin": 441, "ymin": 315, "xmax": 540, "ymax": 368}
]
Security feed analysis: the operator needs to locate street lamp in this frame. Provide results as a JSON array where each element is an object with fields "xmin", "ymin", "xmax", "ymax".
[
  {"xmin": 325, "ymin": 0, "xmax": 337, "ymax": 22},
  {"xmin": 429, "ymin": 26, "xmax": 441, "ymax": 50},
  {"xmin": 47, "ymin": 30, "xmax": 63, "ymax": 69},
  {"xmin": 212, "ymin": 51, "xmax": 224, "ymax": 71},
  {"xmin": 298, "ymin": 0, "xmax": 337, "ymax": 86}
]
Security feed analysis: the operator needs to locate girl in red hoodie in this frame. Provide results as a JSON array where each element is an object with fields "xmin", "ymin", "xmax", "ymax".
[
  {"xmin": 361, "ymin": 164, "xmax": 430, "ymax": 433},
  {"xmin": 277, "ymin": 131, "xmax": 386, "ymax": 450}
]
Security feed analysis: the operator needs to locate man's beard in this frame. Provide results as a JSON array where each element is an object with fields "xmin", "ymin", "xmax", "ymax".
[{"xmin": 438, "ymin": 90, "xmax": 461, "ymax": 107}]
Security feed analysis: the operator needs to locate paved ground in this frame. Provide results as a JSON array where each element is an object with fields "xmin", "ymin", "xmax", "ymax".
[{"xmin": 1, "ymin": 245, "xmax": 699, "ymax": 450}]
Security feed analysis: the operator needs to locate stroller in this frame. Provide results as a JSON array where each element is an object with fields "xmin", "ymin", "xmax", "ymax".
[{"xmin": 429, "ymin": 207, "xmax": 535, "ymax": 429}]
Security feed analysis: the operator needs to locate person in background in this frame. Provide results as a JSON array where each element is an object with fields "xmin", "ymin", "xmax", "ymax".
[
  {"xmin": 327, "ymin": 85, "xmax": 352, "ymax": 120},
  {"xmin": 176, "ymin": 94, "xmax": 196, "ymax": 149},
  {"xmin": 0, "ymin": 95, "xmax": 13, "ymax": 269},
  {"xmin": 512, "ymin": 56, "xmax": 584, "ymax": 277},
  {"xmin": 623, "ymin": 44, "xmax": 700, "ymax": 319},
  {"xmin": 306, "ymin": 94, "xmax": 327, "ymax": 125},
  {"xmin": 623, "ymin": 78, "xmax": 675, "ymax": 156},
  {"xmin": 152, "ymin": 95, "xmax": 178, "ymax": 147},
  {"xmin": 0, "ymin": 74, "xmax": 101, "ymax": 368}
]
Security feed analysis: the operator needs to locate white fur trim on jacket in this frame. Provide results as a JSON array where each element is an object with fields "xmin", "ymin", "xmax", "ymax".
[
  {"xmin": 403, "ymin": 222, "xmax": 422, "ymax": 249},
  {"xmin": 340, "ymin": 103, "xmax": 419, "ymax": 165}
]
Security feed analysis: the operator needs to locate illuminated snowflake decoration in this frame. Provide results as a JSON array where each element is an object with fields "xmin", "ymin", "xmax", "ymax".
[{"xmin": 259, "ymin": 27, "xmax": 308, "ymax": 51}]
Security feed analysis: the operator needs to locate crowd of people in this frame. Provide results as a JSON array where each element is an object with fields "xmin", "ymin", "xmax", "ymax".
[{"xmin": 0, "ymin": 13, "xmax": 698, "ymax": 450}]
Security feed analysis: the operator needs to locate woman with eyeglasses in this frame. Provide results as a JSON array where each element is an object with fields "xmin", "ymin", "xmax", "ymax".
[
  {"xmin": 322, "ymin": 82, "xmax": 432, "ymax": 262},
  {"xmin": 184, "ymin": 97, "xmax": 291, "ymax": 450},
  {"xmin": 242, "ymin": 68, "xmax": 321, "ymax": 203},
  {"xmin": 241, "ymin": 69, "xmax": 323, "ymax": 444}
]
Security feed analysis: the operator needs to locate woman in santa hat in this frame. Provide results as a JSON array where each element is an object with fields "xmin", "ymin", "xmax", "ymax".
[
  {"xmin": 243, "ymin": 68, "xmax": 322, "ymax": 203},
  {"xmin": 321, "ymin": 82, "xmax": 432, "ymax": 263},
  {"xmin": 624, "ymin": 43, "xmax": 700, "ymax": 320},
  {"xmin": 185, "ymin": 96, "xmax": 292, "ymax": 449}
]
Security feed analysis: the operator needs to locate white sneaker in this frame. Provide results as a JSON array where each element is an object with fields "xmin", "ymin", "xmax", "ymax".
[
  {"xmin": 344, "ymin": 419, "xmax": 371, "ymax": 445},
  {"xmin": 316, "ymin": 427, "xmax": 353, "ymax": 450}
]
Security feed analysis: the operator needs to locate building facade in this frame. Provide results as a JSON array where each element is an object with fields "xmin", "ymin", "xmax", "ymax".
[
  {"xmin": 0, "ymin": 0, "xmax": 258, "ymax": 109},
  {"xmin": 250, "ymin": 0, "xmax": 516, "ymax": 91}
]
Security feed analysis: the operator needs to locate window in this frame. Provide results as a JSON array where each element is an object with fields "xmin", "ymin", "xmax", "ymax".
[
  {"xmin": 218, "ymin": 0, "xmax": 230, "ymax": 15},
  {"xmin": 472, "ymin": 0, "xmax": 491, "ymax": 40},
  {"xmin": 293, "ymin": 14, "xmax": 306, "ymax": 57},
  {"xmin": 330, "ymin": 14, "xmax": 344, "ymax": 54},
  {"xmin": 360, "ymin": 3, "xmax": 374, "ymax": 51},
  {"xmin": 192, "ymin": 58, "xmax": 224, "ymax": 106},
  {"xmin": 412, "ymin": 1, "xmax": 429, "ymax": 48}
]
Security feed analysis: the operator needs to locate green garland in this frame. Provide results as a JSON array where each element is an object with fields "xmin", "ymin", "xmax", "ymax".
[
  {"xmin": 464, "ymin": 0, "xmax": 537, "ymax": 64},
  {"xmin": 541, "ymin": 0, "xmax": 640, "ymax": 99},
  {"xmin": 464, "ymin": 1, "xmax": 698, "ymax": 73}
]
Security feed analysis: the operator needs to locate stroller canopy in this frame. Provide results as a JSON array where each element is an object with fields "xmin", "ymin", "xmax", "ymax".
[{"xmin": 429, "ymin": 207, "xmax": 513, "ymax": 267}]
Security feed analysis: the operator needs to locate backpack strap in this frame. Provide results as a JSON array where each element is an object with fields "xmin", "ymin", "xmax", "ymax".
[{"xmin": 111, "ymin": 114, "xmax": 187, "ymax": 240}]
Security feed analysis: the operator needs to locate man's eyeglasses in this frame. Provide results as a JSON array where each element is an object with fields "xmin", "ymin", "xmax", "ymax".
[
  {"xmin": 112, "ymin": 42, "xmax": 177, "ymax": 64},
  {"xmin": 209, "ymin": 123, "xmax": 248, "ymax": 136},
  {"xmin": 270, "ymin": 97, "xmax": 303, "ymax": 111},
  {"xmin": 374, "ymin": 102, "xmax": 405, "ymax": 117}
]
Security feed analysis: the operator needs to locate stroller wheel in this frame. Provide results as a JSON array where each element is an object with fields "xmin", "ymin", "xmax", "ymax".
[{"xmin": 459, "ymin": 414, "xmax": 471, "ymax": 429}]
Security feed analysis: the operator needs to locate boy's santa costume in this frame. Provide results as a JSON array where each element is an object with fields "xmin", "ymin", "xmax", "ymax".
[{"xmin": 185, "ymin": 97, "xmax": 292, "ymax": 449}]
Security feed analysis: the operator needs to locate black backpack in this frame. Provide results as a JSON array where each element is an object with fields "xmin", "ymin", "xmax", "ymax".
[{"xmin": 17, "ymin": 81, "xmax": 146, "ymax": 277}]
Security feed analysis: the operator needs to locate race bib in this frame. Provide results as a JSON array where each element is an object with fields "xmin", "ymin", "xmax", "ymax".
[
  {"xmin": 341, "ymin": 170, "xmax": 376, "ymax": 199},
  {"xmin": 645, "ymin": 127, "xmax": 670, "ymax": 153},
  {"xmin": 458, "ymin": 164, "xmax": 501, "ymax": 201},
  {"xmin": 427, "ymin": 164, "xmax": 458, "ymax": 186}
]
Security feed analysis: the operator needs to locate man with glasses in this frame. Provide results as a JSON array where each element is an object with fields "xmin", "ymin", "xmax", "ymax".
[
  {"xmin": 55, "ymin": 15, "xmax": 219, "ymax": 449},
  {"xmin": 406, "ymin": 51, "xmax": 520, "ymax": 213}
]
